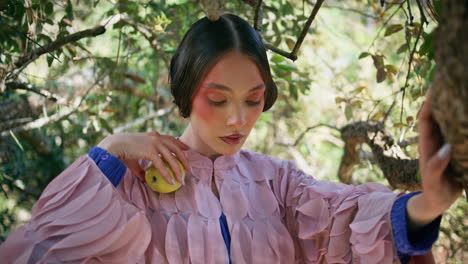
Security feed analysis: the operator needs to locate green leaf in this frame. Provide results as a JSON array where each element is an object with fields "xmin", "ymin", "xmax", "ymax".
[
  {"xmin": 393, "ymin": 122, "xmax": 408, "ymax": 128},
  {"xmin": 98, "ymin": 117, "xmax": 113, "ymax": 133},
  {"xmin": 350, "ymin": 100, "xmax": 362, "ymax": 108},
  {"xmin": 371, "ymin": 111, "xmax": 386, "ymax": 121},
  {"xmin": 45, "ymin": 2, "xmax": 54, "ymax": 15},
  {"xmin": 419, "ymin": 32, "xmax": 434, "ymax": 59},
  {"xmin": 385, "ymin": 64, "xmax": 398, "ymax": 74},
  {"xmin": 344, "ymin": 105, "xmax": 353, "ymax": 120},
  {"xmin": 271, "ymin": 54, "xmax": 285, "ymax": 64},
  {"xmin": 397, "ymin": 44, "xmax": 408, "ymax": 54},
  {"xmin": 289, "ymin": 85, "xmax": 298, "ymax": 100},
  {"xmin": 335, "ymin": 97, "xmax": 345, "ymax": 104},
  {"xmin": 277, "ymin": 64, "xmax": 298, "ymax": 72},
  {"xmin": 65, "ymin": 0, "xmax": 74, "ymax": 20},
  {"xmin": 358, "ymin": 52, "xmax": 371, "ymax": 59},
  {"xmin": 384, "ymin": 24, "xmax": 403, "ymax": 37},
  {"xmin": 47, "ymin": 55, "xmax": 54, "ymax": 66}
]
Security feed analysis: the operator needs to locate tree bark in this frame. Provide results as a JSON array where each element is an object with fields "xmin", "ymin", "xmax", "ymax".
[{"xmin": 431, "ymin": 0, "xmax": 468, "ymax": 195}]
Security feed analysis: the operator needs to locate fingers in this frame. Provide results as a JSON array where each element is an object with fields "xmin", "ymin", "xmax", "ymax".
[
  {"xmin": 148, "ymin": 132, "xmax": 189, "ymax": 185},
  {"xmin": 148, "ymin": 154, "xmax": 175, "ymax": 185},
  {"xmin": 163, "ymin": 139, "xmax": 191, "ymax": 174},
  {"xmin": 158, "ymin": 145, "xmax": 184, "ymax": 185},
  {"xmin": 424, "ymin": 143, "xmax": 451, "ymax": 180},
  {"xmin": 124, "ymin": 159, "xmax": 145, "ymax": 181},
  {"xmin": 417, "ymin": 89, "xmax": 444, "ymax": 165},
  {"xmin": 166, "ymin": 135, "xmax": 190, "ymax": 150}
]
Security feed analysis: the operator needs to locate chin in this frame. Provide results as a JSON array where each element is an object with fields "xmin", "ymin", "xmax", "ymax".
[{"xmin": 212, "ymin": 141, "xmax": 244, "ymax": 156}]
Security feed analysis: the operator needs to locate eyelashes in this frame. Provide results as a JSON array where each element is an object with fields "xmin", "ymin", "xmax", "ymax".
[
  {"xmin": 208, "ymin": 99, "xmax": 226, "ymax": 106},
  {"xmin": 207, "ymin": 99, "xmax": 261, "ymax": 106}
]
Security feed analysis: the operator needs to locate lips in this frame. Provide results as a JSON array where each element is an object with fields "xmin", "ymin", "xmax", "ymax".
[{"xmin": 220, "ymin": 134, "xmax": 244, "ymax": 145}]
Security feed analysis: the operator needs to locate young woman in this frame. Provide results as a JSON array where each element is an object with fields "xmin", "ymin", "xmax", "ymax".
[{"xmin": 0, "ymin": 14, "xmax": 462, "ymax": 263}]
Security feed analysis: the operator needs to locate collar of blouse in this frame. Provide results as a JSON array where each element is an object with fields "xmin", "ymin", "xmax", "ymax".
[{"xmin": 182, "ymin": 149, "xmax": 241, "ymax": 183}]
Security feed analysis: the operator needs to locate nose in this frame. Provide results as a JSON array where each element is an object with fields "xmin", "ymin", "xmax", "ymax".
[{"xmin": 226, "ymin": 104, "xmax": 247, "ymax": 128}]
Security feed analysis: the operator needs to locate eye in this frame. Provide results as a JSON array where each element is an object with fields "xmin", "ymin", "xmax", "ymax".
[
  {"xmin": 246, "ymin": 100, "xmax": 261, "ymax": 106},
  {"xmin": 208, "ymin": 99, "xmax": 226, "ymax": 106}
]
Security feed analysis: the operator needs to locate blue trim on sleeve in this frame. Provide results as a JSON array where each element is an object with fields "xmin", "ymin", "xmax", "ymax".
[
  {"xmin": 88, "ymin": 147, "xmax": 126, "ymax": 187},
  {"xmin": 391, "ymin": 191, "xmax": 441, "ymax": 260}
]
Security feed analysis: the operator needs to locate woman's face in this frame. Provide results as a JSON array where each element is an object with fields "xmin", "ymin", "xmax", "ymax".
[{"xmin": 189, "ymin": 52, "xmax": 266, "ymax": 157}]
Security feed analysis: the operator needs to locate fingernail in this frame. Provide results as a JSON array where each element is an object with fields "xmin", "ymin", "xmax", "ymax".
[
  {"xmin": 437, "ymin": 143, "xmax": 451, "ymax": 159},
  {"xmin": 182, "ymin": 176, "xmax": 186, "ymax": 185},
  {"xmin": 171, "ymin": 178, "xmax": 177, "ymax": 185}
]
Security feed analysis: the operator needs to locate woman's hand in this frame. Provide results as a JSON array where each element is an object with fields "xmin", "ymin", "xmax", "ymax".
[
  {"xmin": 406, "ymin": 89, "xmax": 463, "ymax": 228},
  {"xmin": 97, "ymin": 131, "xmax": 190, "ymax": 185}
]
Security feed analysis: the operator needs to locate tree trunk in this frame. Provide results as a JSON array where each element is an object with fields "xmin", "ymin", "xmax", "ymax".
[{"xmin": 431, "ymin": 0, "xmax": 468, "ymax": 195}]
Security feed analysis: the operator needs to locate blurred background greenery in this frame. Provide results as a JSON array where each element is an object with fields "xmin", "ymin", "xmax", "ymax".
[{"xmin": 0, "ymin": 0, "xmax": 466, "ymax": 262}]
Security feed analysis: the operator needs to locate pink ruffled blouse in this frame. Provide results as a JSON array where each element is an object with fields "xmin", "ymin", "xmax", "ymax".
[{"xmin": 0, "ymin": 149, "xmax": 404, "ymax": 263}]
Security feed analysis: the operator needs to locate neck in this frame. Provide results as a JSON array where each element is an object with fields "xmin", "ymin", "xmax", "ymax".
[{"xmin": 179, "ymin": 123, "xmax": 222, "ymax": 161}]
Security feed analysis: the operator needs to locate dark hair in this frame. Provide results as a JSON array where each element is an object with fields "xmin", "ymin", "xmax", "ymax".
[{"xmin": 169, "ymin": 14, "xmax": 278, "ymax": 118}]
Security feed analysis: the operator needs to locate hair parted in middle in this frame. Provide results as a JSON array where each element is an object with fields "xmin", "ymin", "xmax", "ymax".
[{"xmin": 169, "ymin": 13, "xmax": 278, "ymax": 118}]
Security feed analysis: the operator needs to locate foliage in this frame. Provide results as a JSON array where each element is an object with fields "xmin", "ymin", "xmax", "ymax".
[{"xmin": 0, "ymin": 0, "xmax": 465, "ymax": 261}]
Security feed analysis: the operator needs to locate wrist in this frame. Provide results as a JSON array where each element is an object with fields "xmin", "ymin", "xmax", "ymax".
[
  {"xmin": 406, "ymin": 193, "xmax": 441, "ymax": 229},
  {"xmin": 97, "ymin": 135, "xmax": 120, "ymax": 157}
]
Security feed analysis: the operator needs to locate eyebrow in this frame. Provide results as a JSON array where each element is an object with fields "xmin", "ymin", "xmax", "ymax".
[{"xmin": 203, "ymin": 83, "xmax": 265, "ymax": 92}]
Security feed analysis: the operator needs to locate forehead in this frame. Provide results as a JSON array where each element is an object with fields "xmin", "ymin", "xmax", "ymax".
[{"xmin": 201, "ymin": 52, "xmax": 264, "ymax": 92}]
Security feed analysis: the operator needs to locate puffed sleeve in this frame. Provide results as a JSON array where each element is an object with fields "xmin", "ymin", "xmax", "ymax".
[
  {"xmin": 271, "ymin": 158, "xmax": 402, "ymax": 263},
  {"xmin": 0, "ymin": 155, "xmax": 151, "ymax": 264}
]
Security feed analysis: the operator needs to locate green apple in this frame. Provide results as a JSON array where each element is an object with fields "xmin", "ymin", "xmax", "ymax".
[{"xmin": 145, "ymin": 159, "xmax": 185, "ymax": 193}]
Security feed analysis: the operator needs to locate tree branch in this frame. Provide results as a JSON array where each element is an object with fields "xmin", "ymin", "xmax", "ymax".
[
  {"xmin": 0, "ymin": 71, "xmax": 108, "ymax": 136},
  {"xmin": 291, "ymin": 0, "xmax": 324, "ymax": 60},
  {"xmin": 11, "ymin": 26, "xmax": 106, "ymax": 77},
  {"xmin": 5, "ymin": 81, "xmax": 69, "ymax": 105},
  {"xmin": 113, "ymin": 106, "xmax": 175, "ymax": 133},
  {"xmin": 293, "ymin": 123, "xmax": 340, "ymax": 146},
  {"xmin": 253, "ymin": 0, "xmax": 263, "ymax": 31},
  {"xmin": 339, "ymin": 121, "xmax": 420, "ymax": 190},
  {"xmin": 249, "ymin": 0, "xmax": 324, "ymax": 61}
]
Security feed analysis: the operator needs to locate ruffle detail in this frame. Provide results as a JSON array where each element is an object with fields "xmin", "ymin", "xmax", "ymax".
[
  {"xmin": 349, "ymin": 192, "xmax": 399, "ymax": 263},
  {"xmin": 0, "ymin": 156, "xmax": 151, "ymax": 263},
  {"xmin": 1, "ymin": 149, "xmax": 407, "ymax": 264},
  {"xmin": 272, "ymin": 157, "xmax": 401, "ymax": 263}
]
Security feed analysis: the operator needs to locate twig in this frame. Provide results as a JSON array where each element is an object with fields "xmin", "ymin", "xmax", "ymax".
[
  {"xmin": 367, "ymin": 1, "xmax": 406, "ymax": 50},
  {"xmin": 293, "ymin": 123, "xmax": 340, "ymax": 146},
  {"xmin": 2, "ymin": 23, "xmax": 62, "ymax": 64},
  {"xmin": 257, "ymin": 0, "xmax": 323, "ymax": 61},
  {"xmin": 382, "ymin": 98, "xmax": 397, "ymax": 124},
  {"xmin": 400, "ymin": 7, "xmax": 425, "ymax": 122},
  {"xmin": 290, "ymin": 0, "xmax": 324, "ymax": 60},
  {"xmin": 5, "ymin": 81, "xmax": 68, "ymax": 105},
  {"xmin": 253, "ymin": 0, "xmax": 263, "ymax": 31},
  {"xmin": 262, "ymin": 40, "xmax": 294, "ymax": 59},
  {"xmin": 406, "ymin": 0, "xmax": 414, "ymax": 24}
]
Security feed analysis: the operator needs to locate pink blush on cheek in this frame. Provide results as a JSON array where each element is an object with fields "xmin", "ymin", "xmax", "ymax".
[{"xmin": 192, "ymin": 91, "xmax": 214, "ymax": 122}]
